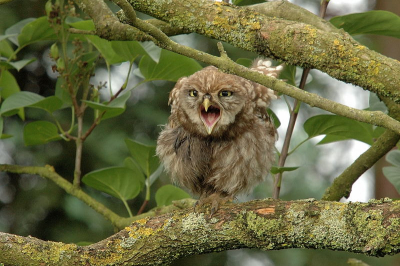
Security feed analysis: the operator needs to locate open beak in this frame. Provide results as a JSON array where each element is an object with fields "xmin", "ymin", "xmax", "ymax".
[{"xmin": 200, "ymin": 98, "xmax": 221, "ymax": 135}]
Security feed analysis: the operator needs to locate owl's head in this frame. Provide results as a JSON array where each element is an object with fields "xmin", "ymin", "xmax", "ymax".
[{"xmin": 169, "ymin": 66, "xmax": 257, "ymax": 138}]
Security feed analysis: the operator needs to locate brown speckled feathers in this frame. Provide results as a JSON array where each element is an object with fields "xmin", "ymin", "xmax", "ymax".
[{"xmin": 156, "ymin": 59, "xmax": 283, "ymax": 211}]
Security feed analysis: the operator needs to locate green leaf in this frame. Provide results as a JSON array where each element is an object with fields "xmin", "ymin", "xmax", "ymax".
[
  {"xmin": 55, "ymin": 78, "xmax": 73, "ymax": 108},
  {"xmin": 1, "ymin": 90, "xmax": 43, "ymax": 119},
  {"xmin": 125, "ymin": 139, "xmax": 159, "ymax": 177},
  {"xmin": 0, "ymin": 39, "xmax": 15, "ymax": 59},
  {"xmin": 111, "ymin": 41, "xmax": 147, "ymax": 63},
  {"xmin": 18, "ymin": 16, "xmax": 57, "ymax": 47},
  {"xmin": 83, "ymin": 91, "xmax": 131, "ymax": 120},
  {"xmin": 86, "ymin": 36, "xmax": 126, "ymax": 65},
  {"xmin": 4, "ymin": 18, "xmax": 36, "ymax": 46},
  {"xmin": 0, "ymin": 59, "xmax": 37, "ymax": 71},
  {"xmin": 330, "ymin": 11, "xmax": 400, "ymax": 38},
  {"xmin": 68, "ymin": 20, "xmax": 95, "ymax": 31},
  {"xmin": 232, "ymin": 0, "xmax": 265, "ymax": 6},
  {"xmin": 0, "ymin": 71, "xmax": 24, "ymax": 119},
  {"xmin": 270, "ymin": 166, "xmax": 299, "ymax": 175},
  {"xmin": 155, "ymin": 185, "xmax": 191, "ymax": 207},
  {"xmin": 386, "ymin": 150, "xmax": 400, "ymax": 168},
  {"xmin": 383, "ymin": 166, "xmax": 400, "ymax": 194},
  {"xmin": 369, "ymin": 92, "xmax": 387, "ymax": 113},
  {"xmin": 267, "ymin": 109, "xmax": 280, "ymax": 129},
  {"xmin": 23, "ymin": 121, "xmax": 61, "ymax": 146},
  {"xmin": 30, "ymin": 96, "xmax": 64, "ymax": 113},
  {"xmin": 236, "ymin": 58, "xmax": 252, "ymax": 67},
  {"xmin": 139, "ymin": 49, "xmax": 202, "ymax": 82},
  {"xmin": 279, "ymin": 64, "xmax": 297, "ymax": 86},
  {"xmin": 0, "ymin": 70, "xmax": 21, "ymax": 101},
  {"xmin": 303, "ymin": 115, "xmax": 374, "ymax": 145},
  {"xmin": 0, "ymin": 91, "xmax": 63, "ymax": 117},
  {"xmin": 82, "ymin": 167, "xmax": 145, "ymax": 200}
]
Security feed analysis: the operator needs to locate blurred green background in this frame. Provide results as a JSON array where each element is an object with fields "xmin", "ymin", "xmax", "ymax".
[{"xmin": 1, "ymin": 0, "xmax": 400, "ymax": 265}]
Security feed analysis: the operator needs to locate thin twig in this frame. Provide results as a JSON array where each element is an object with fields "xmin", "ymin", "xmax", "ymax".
[
  {"xmin": 273, "ymin": 68, "xmax": 310, "ymax": 199},
  {"xmin": 137, "ymin": 200, "xmax": 149, "ymax": 215}
]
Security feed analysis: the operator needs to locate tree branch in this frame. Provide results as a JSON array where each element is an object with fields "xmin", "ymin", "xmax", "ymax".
[
  {"xmin": 73, "ymin": 0, "xmax": 400, "ymax": 135},
  {"xmin": 322, "ymin": 129, "xmax": 400, "ymax": 201},
  {"xmin": 1, "ymin": 199, "xmax": 400, "ymax": 265},
  {"xmin": 125, "ymin": 0, "xmax": 400, "ymax": 103},
  {"xmin": 0, "ymin": 164, "xmax": 129, "ymax": 229}
]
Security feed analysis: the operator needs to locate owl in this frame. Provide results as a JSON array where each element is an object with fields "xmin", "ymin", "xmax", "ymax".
[{"xmin": 156, "ymin": 59, "xmax": 283, "ymax": 214}]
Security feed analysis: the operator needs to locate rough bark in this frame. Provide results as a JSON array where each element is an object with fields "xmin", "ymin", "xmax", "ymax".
[
  {"xmin": 1, "ymin": 199, "xmax": 400, "ymax": 265},
  {"xmin": 119, "ymin": 0, "xmax": 400, "ymax": 103}
]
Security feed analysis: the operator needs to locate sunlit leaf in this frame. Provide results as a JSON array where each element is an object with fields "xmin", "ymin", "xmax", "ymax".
[
  {"xmin": 155, "ymin": 185, "xmax": 191, "ymax": 207},
  {"xmin": 139, "ymin": 49, "xmax": 202, "ymax": 82},
  {"xmin": 18, "ymin": 16, "xmax": 57, "ymax": 47},
  {"xmin": 304, "ymin": 115, "xmax": 374, "ymax": 145},
  {"xmin": 270, "ymin": 166, "xmax": 299, "ymax": 175},
  {"xmin": 23, "ymin": 121, "xmax": 61, "ymax": 146},
  {"xmin": 82, "ymin": 167, "xmax": 145, "ymax": 200},
  {"xmin": 330, "ymin": 11, "xmax": 400, "ymax": 38},
  {"xmin": 125, "ymin": 139, "xmax": 159, "ymax": 177}
]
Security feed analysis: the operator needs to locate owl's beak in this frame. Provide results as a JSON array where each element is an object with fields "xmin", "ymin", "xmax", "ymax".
[{"xmin": 200, "ymin": 98, "xmax": 221, "ymax": 135}]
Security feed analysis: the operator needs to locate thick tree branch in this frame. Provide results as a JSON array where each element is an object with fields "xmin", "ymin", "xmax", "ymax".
[
  {"xmin": 125, "ymin": 0, "xmax": 400, "ymax": 103},
  {"xmin": 1, "ymin": 199, "xmax": 400, "ymax": 265},
  {"xmin": 73, "ymin": 0, "xmax": 400, "ymax": 135}
]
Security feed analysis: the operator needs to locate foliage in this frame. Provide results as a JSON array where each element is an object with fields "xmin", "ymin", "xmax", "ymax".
[{"xmin": 1, "ymin": 0, "xmax": 400, "ymax": 265}]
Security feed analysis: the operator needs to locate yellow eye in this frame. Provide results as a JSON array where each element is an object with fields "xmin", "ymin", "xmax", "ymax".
[
  {"xmin": 219, "ymin": 91, "xmax": 232, "ymax": 97},
  {"xmin": 189, "ymin": 90, "xmax": 198, "ymax": 97}
]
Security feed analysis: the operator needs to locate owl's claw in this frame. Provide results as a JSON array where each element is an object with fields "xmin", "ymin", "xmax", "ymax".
[{"xmin": 194, "ymin": 193, "xmax": 233, "ymax": 217}]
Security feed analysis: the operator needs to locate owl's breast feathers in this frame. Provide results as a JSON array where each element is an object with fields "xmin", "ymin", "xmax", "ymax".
[{"xmin": 157, "ymin": 113, "xmax": 276, "ymax": 197}]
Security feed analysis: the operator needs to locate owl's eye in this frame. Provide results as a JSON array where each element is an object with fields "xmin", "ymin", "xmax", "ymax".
[
  {"xmin": 219, "ymin": 91, "xmax": 233, "ymax": 97},
  {"xmin": 189, "ymin": 90, "xmax": 198, "ymax": 97}
]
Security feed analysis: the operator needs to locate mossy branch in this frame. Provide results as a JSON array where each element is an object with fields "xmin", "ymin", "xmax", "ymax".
[
  {"xmin": 72, "ymin": 0, "xmax": 400, "ymax": 135},
  {"xmin": 124, "ymin": 0, "xmax": 400, "ymax": 103},
  {"xmin": 0, "ymin": 164, "xmax": 196, "ymax": 230},
  {"xmin": 1, "ymin": 199, "xmax": 400, "ymax": 265},
  {"xmin": 322, "ymin": 129, "xmax": 400, "ymax": 201}
]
